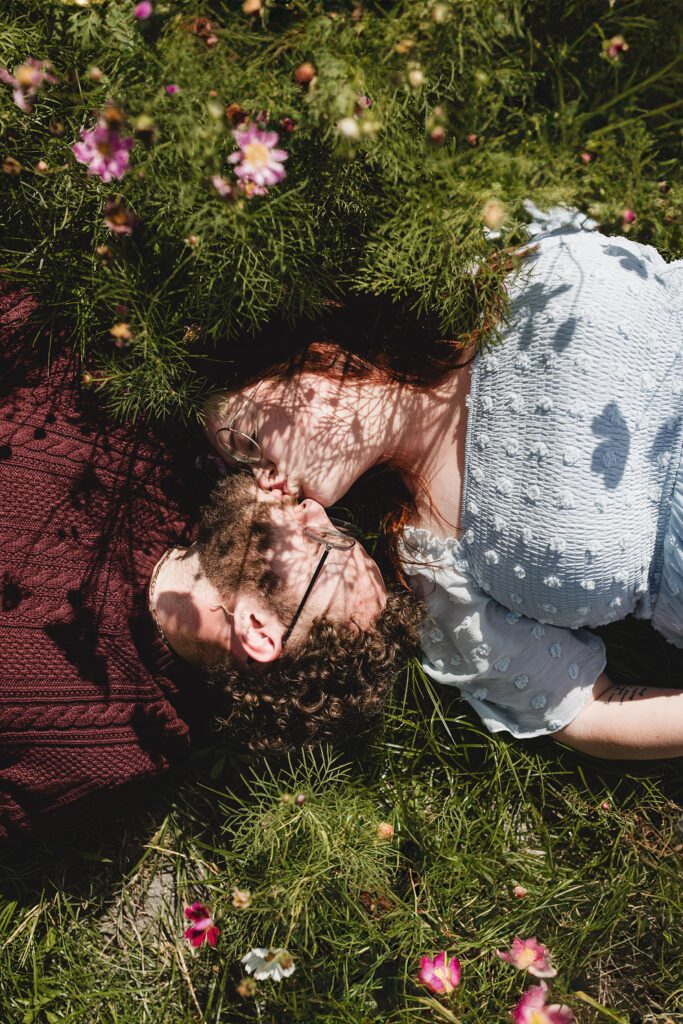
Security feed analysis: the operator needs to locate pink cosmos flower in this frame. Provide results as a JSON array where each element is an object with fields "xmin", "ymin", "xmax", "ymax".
[
  {"xmin": 418, "ymin": 951, "xmax": 461, "ymax": 994},
  {"xmin": 497, "ymin": 936, "xmax": 557, "ymax": 978},
  {"xmin": 134, "ymin": 1, "xmax": 153, "ymax": 18},
  {"xmin": 183, "ymin": 902, "xmax": 220, "ymax": 948},
  {"xmin": 228, "ymin": 124, "xmax": 288, "ymax": 193},
  {"xmin": 72, "ymin": 122, "xmax": 134, "ymax": 183},
  {"xmin": 0, "ymin": 58, "xmax": 58, "ymax": 113},
  {"xmin": 512, "ymin": 983, "xmax": 574, "ymax": 1024}
]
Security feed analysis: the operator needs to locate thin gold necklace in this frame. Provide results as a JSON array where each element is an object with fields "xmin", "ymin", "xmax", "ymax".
[{"xmin": 147, "ymin": 547, "xmax": 176, "ymax": 649}]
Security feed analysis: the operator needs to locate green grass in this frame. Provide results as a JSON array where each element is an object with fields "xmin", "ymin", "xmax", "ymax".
[{"xmin": 1, "ymin": 618, "xmax": 681, "ymax": 1024}]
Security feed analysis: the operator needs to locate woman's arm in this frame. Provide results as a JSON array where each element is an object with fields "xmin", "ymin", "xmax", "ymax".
[{"xmin": 554, "ymin": 672, "xmax": 683, "ymax": 759}]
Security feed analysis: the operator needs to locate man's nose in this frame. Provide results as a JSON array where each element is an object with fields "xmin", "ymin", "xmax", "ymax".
[{"xmin": 296, "ymin": 497, "xmax": 330, "ymax": 528}]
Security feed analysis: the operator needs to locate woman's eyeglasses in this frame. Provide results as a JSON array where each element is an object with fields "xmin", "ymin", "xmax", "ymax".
[{"xmin": 214, "ymin": 385, "xmax": 264, "ymax": 466}]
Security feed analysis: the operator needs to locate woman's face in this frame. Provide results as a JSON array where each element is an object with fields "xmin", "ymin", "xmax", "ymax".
[{"xmin": 216, "ymin": 374, "xmax": 373, "ymax": 506}]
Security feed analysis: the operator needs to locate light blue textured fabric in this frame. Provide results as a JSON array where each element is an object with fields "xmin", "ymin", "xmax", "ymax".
[{"xmin": 400, "ymin": 211, "xmax": 683, "ymax": 738}]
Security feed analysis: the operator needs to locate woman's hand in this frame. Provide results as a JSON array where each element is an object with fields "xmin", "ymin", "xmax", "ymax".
[{"xmin": 554, "ymin": 671, "xmax": 683, "ymax": 759}]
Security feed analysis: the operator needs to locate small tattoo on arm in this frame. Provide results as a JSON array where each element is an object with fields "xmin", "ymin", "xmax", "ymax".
[{"xmin": 606, "ymin": 684, "xmax": 649, "ymax": 705}]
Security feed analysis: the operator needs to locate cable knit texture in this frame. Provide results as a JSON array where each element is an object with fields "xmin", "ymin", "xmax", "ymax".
[
  {"xmin": 0, "ymin": 285, "xmax": 206, "ymax": 842},
  {"xmin": 401, "ymin": 213, "xmax": 683, "ymax": 739}
]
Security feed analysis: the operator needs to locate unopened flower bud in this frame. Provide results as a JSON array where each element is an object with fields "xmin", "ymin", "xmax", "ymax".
[
  {"xmin": 35, "ymin": 160, "xmax": 49, "ymax": 172},
  {"xmin": 208, "ymin": 89, "xmax": 218, "ymax": 98},
  {"xmin": 466, "ymin": 133, "xmax": 478, "ymax": 146},
  {"xmin": 185, "ymin": 234, "xmax": 200, "ymax": 247},
  {"xmin": 622, "ymin": 208, "xmax": 636, "ymax": 224},
  {"xmin": 81, "ymin": 371, "xmax": 94, "ymax": 388},
  {"xmin": 294, "ymin": 62, "xmax": 316, "ymax": 85},
  {"xmin": 429, "ymin": 125, "xmax": 446, "ymax": 145},
  {"xmin": 206, "ymin": 34, "xmax": 218, "ymax": 47},
  {"xmin": 337, "ymin": 116, "xmax": 361, "ymax": 140},
  {"xmin": 281, "ymin": 793, "xmax": 293, "ymax": 804},
  {"xmin": 407, "ymin": 67, "xmax": 425, "ymax": 89},
  {"xmin": 236, "ymin": 978, "xmax": 258, "ymax": 997},
  {"xmin": 580, "ymin": 151, "xmax": 592, "ymax": 164},
  {"xmin": 513, "ymin": 884, "xmax": 528, "ymax": 898},
  {"xmin": 376, "ymin": 822, "xmax": 394, "ymax": 840},
  {"xmin": 294, "ymin": 792, "xmax": 306, "ymax": 806},
  {"xmin": 431, "ymin": 3, "xmax": 449, "ymax": 22},
  {"xmin": 2, "ymin": 156, "xmax": 22, "ymax": 175},
  {"xmin": 87, "ymin": 66, "xmax": 104, "ymax": 83},
  {"xmin": 482, "ymin": 199, "xmax": 506, "ymax": 231},
  {"xmin": 95, "ymin": 244, "xmax": 114, "ymax": 266},
  {"xmin": 232, "ymin": 887, "xmax": 252, "ymax": 909},
  {"xmin": 600, "ymin": 800, "xmax": 610, "ymax": 810}
]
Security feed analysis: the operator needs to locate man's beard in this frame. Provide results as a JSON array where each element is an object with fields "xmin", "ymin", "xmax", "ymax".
[{"xmin": 194, "ymin": 472, "xmax": 297, "ymax": 621}]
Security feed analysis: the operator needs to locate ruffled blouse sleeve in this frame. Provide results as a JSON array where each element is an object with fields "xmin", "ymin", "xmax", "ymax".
[{"xmin": 400, "ymin": 527, "xmax": 607, "ymax": 739}]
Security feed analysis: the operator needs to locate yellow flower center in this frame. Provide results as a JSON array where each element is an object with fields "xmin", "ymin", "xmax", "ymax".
[
  {"xmin": 16, "ymin": 65, "xmax": 37, "ymax": 87},
  {"xmin": 242, "ymin": 141, "xmax": 270, "ymax": 167},
  {"xmin": 96, "ymin": 140, "xmax": 113, "ymax": 157},
  {"xmin": 518, "ymin": 948, "xmax": 538, "ymax": 968},
  {"xmin": 529, "ymin": 1012, "xmax": 550, "ymax": 1024}
]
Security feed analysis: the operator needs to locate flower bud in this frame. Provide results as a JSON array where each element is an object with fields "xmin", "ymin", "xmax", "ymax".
[
  {"xmin": 466, "ymin": 133, "xmax": 478, "ymax": 146},
  {"xmin": 95, "ymin": 244, "xmax": 114, "ymax": 267},
  {"xmin": 185, "ymin": 234, "xmax": 200, "ymax": 247},
  {"xmin": 407, "ymin": 67, "xmax": 425, "ymax": 89},
  {"xmin": 294, "ymin": 792, "xmax": 306, "ymax": 806},
  {"xmin": 580, "ymin": 151, "xmax": 592, "ymax": 164},
  {"xmin": 81, "ymin": 371, "xmax": 94, "ymax": 388},
  {"xmin": 232, "ymin": 887, "xmax": 252, "ymax": 909},
  {"xmin": 243, "ymin": 0, "xmax": 262, "ymax": 12},
  {"xmin": 482, "ymin": 199, "xmax": 506, "ymax": 231},
  {"xmin": 431, "ymin": 3, "xmax": 449, "ymax": 22},
  {"xmin": 294, "ymin": 62, "xmax": 316, "ymax": 85},
  {"xmin": 513, "ymin": 884, "xmax": 528, "ymax": 898},
  {"xmin": 35, "ymin": 160, "xmax": 49, "ymax": 172},
  {"xmin": 2, "ymin": 156, "xmax": 22, "ymax": 175},
  {"xmin": 376, "ymin": 822, "xmax": 394, "ymax": 840},
  {"xmin": 87, "ymin": 66, "xmax": 104, "ymax": 83},
  {"xmin": 337, "ymin": 116, "xmax": 361, "ymax": 140},
  {"xmin": 622, "ymin": 208, "xmax": 636, "ymax": 224},
  {"xmin": 429, "ymin": 125, "xmax": 446, "ymax": 145},
  {"xmin": 236, "ymin": 978, "xmax": 258, "ymax": 997}
]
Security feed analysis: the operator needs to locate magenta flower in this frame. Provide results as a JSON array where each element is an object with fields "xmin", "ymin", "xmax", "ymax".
[
  {"xmin": 0, "ymin": 58, "xmax": 58, "ymax": 113},
  {"xmin": 165, "ymin": 84, "xmax": 180, "ymax": 95},
  {"xmin": 622, "ymin": 209, "xmax": 637, "ymax": 224},
  {"xmin": 512, "ymin": 983, "xmax": 574, "ymax": 1024},
  {"xmin": 228, "ymin": 124, "xmax": 288, "ymax": 194},
  {"xmin": 418, "ymin": 951, "xmax": 461, "ymax": 994},
  {"xmin": 183, "ymin": 902, "xmax": 220, "ymax": 948},
  {"xmin": 134, "ymin": 1, "xmax": 153, "ymax": 18},
  {"xmin": 497, "ymin": 936, "xmax": 557, "ymax": 978},
  {"xmin": 72, "ymin": 122, "xmax": 134, "ymax": 183}
]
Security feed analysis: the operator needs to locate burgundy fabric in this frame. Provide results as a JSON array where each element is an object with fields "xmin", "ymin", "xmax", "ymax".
[{"xmin": 0, "ymin": 285, "xmax": 208, "ymax": 843}]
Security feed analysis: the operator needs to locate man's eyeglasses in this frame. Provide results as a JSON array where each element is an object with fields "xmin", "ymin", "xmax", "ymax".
[
  {"xmin": 281, "ymin": 518, "xmax": 362, "ymax": 648},
  {"xmin": 214, "ymin": 385, "xmax": 264, "ymax": 466}
]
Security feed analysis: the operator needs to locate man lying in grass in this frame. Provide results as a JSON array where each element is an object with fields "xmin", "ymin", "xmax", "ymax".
[{"xmin": 0, "ymin": 320, "xmax": 419, "ymax": 844}]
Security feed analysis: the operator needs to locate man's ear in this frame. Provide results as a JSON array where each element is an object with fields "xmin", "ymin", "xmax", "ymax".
[{"xmin": 231, "ymin": 595, "xmax": 284, "ymax": 664}]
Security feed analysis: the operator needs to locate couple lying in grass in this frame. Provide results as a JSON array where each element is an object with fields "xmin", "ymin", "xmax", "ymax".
[{"xmin": 2, "ymin": 209, "xmax": 682, "ymax": 841}]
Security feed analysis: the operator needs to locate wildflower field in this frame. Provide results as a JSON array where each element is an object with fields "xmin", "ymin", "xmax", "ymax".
[{"xmin": 1, "ymin": 0, "xmax": 683, "ymax": 1021}]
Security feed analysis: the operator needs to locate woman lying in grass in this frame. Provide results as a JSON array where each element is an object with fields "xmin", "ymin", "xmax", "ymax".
[{"xmin": 206, "ymin": 207, "xmax": 683, "ymax": 761}]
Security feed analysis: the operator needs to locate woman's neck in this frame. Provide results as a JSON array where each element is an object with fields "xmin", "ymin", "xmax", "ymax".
[{"xmin": 372, "ymin": 366, "xmax": 473, "ymax": 539}]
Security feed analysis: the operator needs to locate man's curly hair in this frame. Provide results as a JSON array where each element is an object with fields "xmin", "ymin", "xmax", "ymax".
[
  {"xmin": 205, "ymin": 589, "xmax": 422, "ymax": 754},
  {"xmin": 194, "ymin": 473, "xmax": 423, "ymax": 754}
]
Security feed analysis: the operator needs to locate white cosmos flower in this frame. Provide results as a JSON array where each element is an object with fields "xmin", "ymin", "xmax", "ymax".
[{"xmin": 241, "ymin": 947, "xmax": 296, "ymax": 981}]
